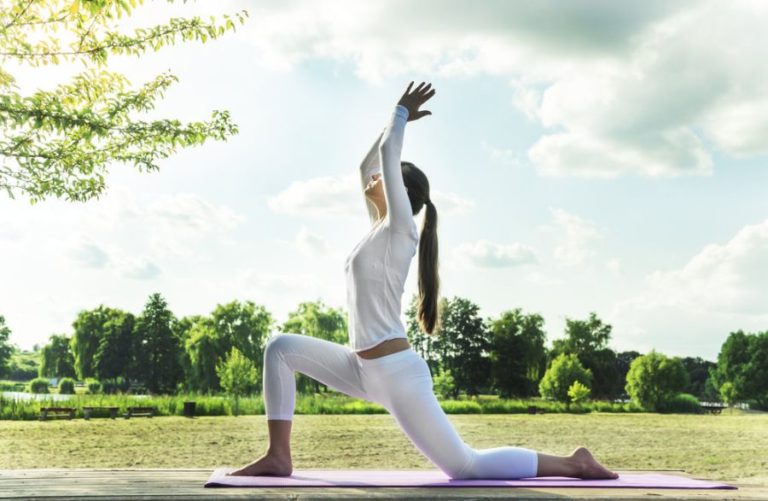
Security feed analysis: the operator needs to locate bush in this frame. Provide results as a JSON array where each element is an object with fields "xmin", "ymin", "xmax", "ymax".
[
  {"xmin": 102, "ymin": 377, "xmax": 130, "ymax": 395},
  {"xmin": 568, "ymin": 380, "xmax": 591, "ymax": 404},
  {"xmin": 433, "ymin": 368, "xmax": 456, "ymax": 400},
  {"xmin": 657, "ymin": 393, "xmax": 701, "ymax": 414},
  {"xmin": 58, "ymin": 377, "xmax": 76, "ymax": 394},
  {"xmin": 626, "ymin": 350, "xmax": 688, "ymax": 412},
  {"xmin": 86, "ymin": 378, "xmax": 102, "ymax": 394},
  {"xmin": 27, "ymin": 377, "xmax": 50, "ymax": 394},
  {"xmin": 539, "ymin": 353, "xmax": 593, "ymax": 403}
]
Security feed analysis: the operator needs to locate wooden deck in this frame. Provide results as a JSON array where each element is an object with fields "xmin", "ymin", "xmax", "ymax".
[{"xmin": 0, "ymin": 469, "xmax": 764, "ymax": 500}]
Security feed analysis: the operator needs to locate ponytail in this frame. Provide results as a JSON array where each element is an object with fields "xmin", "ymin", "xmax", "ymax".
[{"xmin": 417, "ymin": 199, "xmax": 440, "ymax": 335}]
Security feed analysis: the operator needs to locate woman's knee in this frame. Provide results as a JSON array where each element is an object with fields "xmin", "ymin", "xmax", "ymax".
[{"xmin": 264, "ymin": 333, "xmax": 293, "ymax": 359}]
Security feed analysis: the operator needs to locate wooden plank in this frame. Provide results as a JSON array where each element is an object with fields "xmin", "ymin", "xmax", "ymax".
[{"xmin": 0, "ymin": 469, "xmax": 763, "ymax": 500}]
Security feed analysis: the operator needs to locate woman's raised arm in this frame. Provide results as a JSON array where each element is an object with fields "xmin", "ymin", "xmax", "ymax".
[{"xmin": 359, "ymin": 128, "xmax": 385, "ymax": 225}]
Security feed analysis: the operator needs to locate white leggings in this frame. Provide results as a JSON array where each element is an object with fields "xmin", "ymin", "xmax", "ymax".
[{"xmin": 262, "ymin": 333, "xmax": 539, "ymax": 479}]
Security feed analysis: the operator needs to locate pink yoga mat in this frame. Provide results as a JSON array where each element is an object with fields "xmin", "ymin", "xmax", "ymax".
[{"xmin": 205, "ymin": 468, "xmax": 737, "ymax": 489}]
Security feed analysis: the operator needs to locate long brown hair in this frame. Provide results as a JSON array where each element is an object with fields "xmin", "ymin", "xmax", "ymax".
[{"xmin": 401, "ymin": 161, "xmax": 440, "ymax": 335}]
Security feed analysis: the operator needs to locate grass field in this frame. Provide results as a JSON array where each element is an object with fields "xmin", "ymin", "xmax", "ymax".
[{"xmin": 1, "ymin": 411, "xmax": 765, "ymax": 484}]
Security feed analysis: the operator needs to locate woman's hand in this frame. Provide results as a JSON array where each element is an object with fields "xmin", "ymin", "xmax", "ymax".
[{"xmin": 397, "ymin": 81, "xmax": 436, "ymax": 122}]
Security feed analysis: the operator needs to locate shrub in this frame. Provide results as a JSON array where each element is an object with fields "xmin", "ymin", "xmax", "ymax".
[
  {"xmin": 657, "ymin": 393, "xmax": 701, "ymax": 414},
  {"xmin": 86, "ymin": 378, "xmax": 102, "ymax": 394},
  {"xmin": 539, "ymin": 353, "xmax": 593, "ymax": 403},
  {"xmin": 433, "ymin": 368, "xmax": 456, "ymax": 400},
  {"xmin": 58, "ymin": 377, "xmax": 76, "ymax": 394},
  {"xmin": 28, "ymin": 377, "xmax": 50, "ymax": 394},
  {"xmin": 625, "ymin": 350, "xmax": 688, "ymax": 412},
  {"xmin": 568, "ymin": 380, "xmax": 591, "ymax": 404},
  {"xmin": 102, "ymin": 377, "xmax": 130, "ymax": 395}
]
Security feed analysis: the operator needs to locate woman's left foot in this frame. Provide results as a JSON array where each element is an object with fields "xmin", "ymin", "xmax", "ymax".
[
  {"xmin": 571, "ymin": 447, "xmax": 619, "ymax": 479},
  {"xmin": 227, "ymin": 451, "xmax": 293, "ymax": 477}
]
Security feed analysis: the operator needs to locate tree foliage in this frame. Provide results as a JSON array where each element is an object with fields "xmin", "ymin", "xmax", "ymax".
[
  {"xmin": 0, "ymin": 315, "xmax": 13, "ymax": 378},
  {"xmin": 487, "ymin": 308, "xmax": 547, "ymax": 398},
  {"xmin": 39, "ymin": 333, "xmax": 76, "ymax": 378},
  {"xmin": 539, "ymin": 353, "xmax": 592, "ymax": 403},
  {"xmin": 625, "ymin": 350, "xmax": 688, "ymax": 412},
  {"xmin": 0, "ymin": 0, "xmax": 247, "ymax": 202},
  {"xmin": 216, "ymin": 346, "xmax": 258, "ymax": 415},
  {"xmin": 711, "ymin": 330, "xmax": 768, "ymax": 409},
  {"xmin": 133, "ymin": 292, "xmax": 182, "ymax": 394}
]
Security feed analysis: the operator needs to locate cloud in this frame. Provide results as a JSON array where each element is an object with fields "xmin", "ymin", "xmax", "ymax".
[
  {"xmin": 268, "ymin": 173, "xmax": 360, "ymax": 218},
  {"xmin": 119, "ymin": 258, "xmax": 162, "ymax": 280},
  {"xmin": 148, "ymin": 193, "xmax": 245, "ymax": 233},
  {"xmin": 269, "ymin": 173, "xmax": 473, "ymax": 219},
  {"xmin": 550, "ymin": 208, "xmax": 603, "ymax": 266},
  {"xmin": 231, "ymin": 0, "xmax": 768, "ymax": 176},
  {"xmin": 242, "ymin": 269, "xmax": 318, "ymax": 295},
  {"xmin": 296, "ymin": 227, "xmax": 328, "ymax": 256},
  {"xmin": 67, "ymin": 236, "xmax": 110, "ymax": 269},
  {"xmin": 628, "ymin": 219, "xmax": 768, "ymax": 316},
  {"xmin": 451, "ymin": 239, "xmax": 538, "ymax": 269}
]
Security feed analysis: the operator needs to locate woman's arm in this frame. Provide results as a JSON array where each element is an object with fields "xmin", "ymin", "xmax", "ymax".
[
  {"xmin": 379, "ymin": 81, "xmax": 436, "ymax": 233},
  {"xmin": 360, "ymin": 128, "xmax": 385, "ymax": 224},
  {"xmin": 379, "ymin": 105, "xmax": 413, "ymax": 232}
]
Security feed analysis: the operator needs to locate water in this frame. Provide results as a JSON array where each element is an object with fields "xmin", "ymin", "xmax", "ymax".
[{"xmin": 1, "ymin": 391, "xmax": 150, "ymax": 401}]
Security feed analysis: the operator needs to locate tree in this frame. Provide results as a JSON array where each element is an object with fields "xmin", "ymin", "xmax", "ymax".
[
  {"xmin": 711, "ymin": 330, "xmax": 768, "ymax": 410},
  {"xmin": 487, "ymin": 308, "xmax": 547, "ymax": 398},
  {"xmin": 406, "ymin": 293, "xmax": 439, "ymax": 363},
  {"xmin": 216, "ymin": 346, "xmax": 258, "ymax": 416},
  {"xmin": 39, "ymin": 334, "xmax": 76, "ymax": 378},
  {"xmin": 1, "ymin": 0, "xmax": 247, "ymax": 202},
  {"xmin": 539, "ymin": 353, "xmax": 592, "ymax": 403},
  {"xmin": 568, "ymin": 380, "xmax": 591, "ymax": 404},
  {"xmin": 551, "ymin": 312, "xmax": 620, "ymax": 399},
  {"xmin": 93, "ymin": 310, "xmax": 135, "ymax": 380},
  {"xmin": 134, "ymin": 293, "xmax": 183, "ymax": 394},
  {"xmin": 616, "ymin": 350, "xmax": 641, "ymax": 395},
  {"xmin": 434, "ymin": 296, "xmax": 491, "ymax": 397},
  {"xmin": 183, "ymin": 320, "xmax": 221, "ymax": 393},
  {"xmin": 625, "ymin": 350, "xmax": 688, "ymax": 412},
  {"xmin": 282, "ymin": 300, "xmax": 343, "ymax": 394},
  {"xmin": 0, "ymin": 315, "xmax": 13, "ymax": 378},
  {"xmin": 71, "ymin": 306, "xmax": 116, "ymax": 379},
  {"xmin": 680, "ymin": 356, "xmax": 717, "ymax": 400}
]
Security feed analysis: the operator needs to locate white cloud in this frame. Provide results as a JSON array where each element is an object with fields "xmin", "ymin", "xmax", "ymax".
[
  {"xmin": 296, "ymin": 227, "xmax": 328, "ymax": 256},
  {"xmin": 268, "ymin": 173, "xmax": 473, "ymax": 219},
  {"xmin": 148, "ymin": 193, "xmax": 244, "ymax": 233},
  {"xmin": 481, "ymin": 140, "xmax": 524, "ymax": 167},
  {"xmin": 550, "ymin": 208, "xmax": 603, "ymax": 266},
  {"xmin": 67, "ymin": 236, "xmax": 110, "ymax": 269},
  {"xmin": 431, "ymin": 191, "xmax": 474, "ymax": 216},
  {"xmin": 451, "ymin": 239, "xmax": 538, "ymax": 269},
  {"xmin": 268, "ymin": 173, "xmax": 359, "ymax": 218},
  {"xmin": 119, "ymin": 258, "xmax": 162, "ymax": 280},
  {"xmin": 628, "ymin": 219, "xmax": 768, "ymax": 316},
  {"xmin": 230, "ymin": 0, "xmax": 768, "ymax": 177},
  {"xmin": 242, "ymin": 269, "xmax": 318, "ymax": 295},
  {"xmin": 607, "ymin": 258, "xmax": 622, "ymax": 276}
]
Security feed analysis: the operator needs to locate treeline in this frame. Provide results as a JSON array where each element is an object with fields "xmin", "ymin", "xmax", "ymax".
[{"xmin": 1, "ymin": 295, "xmax": 766, "ymax": 410}]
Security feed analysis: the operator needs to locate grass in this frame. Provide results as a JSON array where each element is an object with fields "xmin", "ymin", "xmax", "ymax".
[
  {"xmin": 0, "ymin": 392, "xmax": 645, "ymax": 420},
  {"xmin": 0, "ymin": 410, "xmax": 765, "ymax": 484}
]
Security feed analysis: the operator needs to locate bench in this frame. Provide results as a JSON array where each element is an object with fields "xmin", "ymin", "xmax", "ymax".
[
  {"xmin": 700, "ymin": 403, "xmax": 727, "ymax": 415},
  {"xmin": 83, "ymin": 406, "xmax": 119, "ymax": 420},
  {"xmin": 39, "ymin": 407, "xmax": 75, "ymax": 420},
  {"xmin": 527, "ymin": 405, "xmax": 543, "ymax": 414},
  {"xmin": 124, "ymin": 406, "xmax": 157, "ymax": 419}
]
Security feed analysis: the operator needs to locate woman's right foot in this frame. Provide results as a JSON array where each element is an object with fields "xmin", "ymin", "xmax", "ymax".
[
  {"xmin": 227, "ymin": 451, "xmax": 293, "ymax": 477},
  {"xmin": 571, "ymin": 447, "xmax": 619, "ymax": 479}
]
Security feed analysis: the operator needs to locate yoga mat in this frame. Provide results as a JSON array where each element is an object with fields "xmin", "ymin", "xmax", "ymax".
[{"xmin": 205, "ymin": 468, "xmax": 737, "ymax": 489}]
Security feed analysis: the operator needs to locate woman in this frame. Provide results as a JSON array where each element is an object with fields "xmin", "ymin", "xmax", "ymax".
[{"xmin": 230, "ymin": 81, "xmax": 619, "ymax": 480}]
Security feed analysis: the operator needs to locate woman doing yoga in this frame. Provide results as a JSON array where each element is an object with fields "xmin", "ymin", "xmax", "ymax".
[{"xmin": 229, "ymin": 81, "xmax": 619, "ymax": 480}]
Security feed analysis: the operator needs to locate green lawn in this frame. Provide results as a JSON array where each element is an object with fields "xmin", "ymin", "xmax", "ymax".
[{"xmin": 1, "ymin": 411, "xmax": 765, "ymax": 484}]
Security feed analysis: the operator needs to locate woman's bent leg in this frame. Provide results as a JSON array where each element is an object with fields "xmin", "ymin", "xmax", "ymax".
[
  {"xmin": 263, "ymin": 332, "xmax": 368, "ymax": 421},
  {"xmin": 374, "ymin": 354, "xmax": 537, "ymax": 479}
]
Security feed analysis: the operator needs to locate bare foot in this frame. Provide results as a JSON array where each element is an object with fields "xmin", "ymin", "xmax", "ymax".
[
  {"xmin": 571, "ymin": 447, "xmax": 619, "ymax": 480},
  {"xmin": 227, "ymin": 451, "xmax": 293, "ymax": 477}
]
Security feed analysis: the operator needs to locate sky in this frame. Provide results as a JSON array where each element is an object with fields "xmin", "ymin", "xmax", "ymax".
[{"xmin": 2, "ymin": 0, "xmax": 767, "ymax": 361}]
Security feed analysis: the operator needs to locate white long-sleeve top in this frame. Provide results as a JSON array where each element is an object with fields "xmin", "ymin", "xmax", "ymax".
[{"xmin": 345, "ymin": 104, "xmax": 419, "ymax": 352}]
